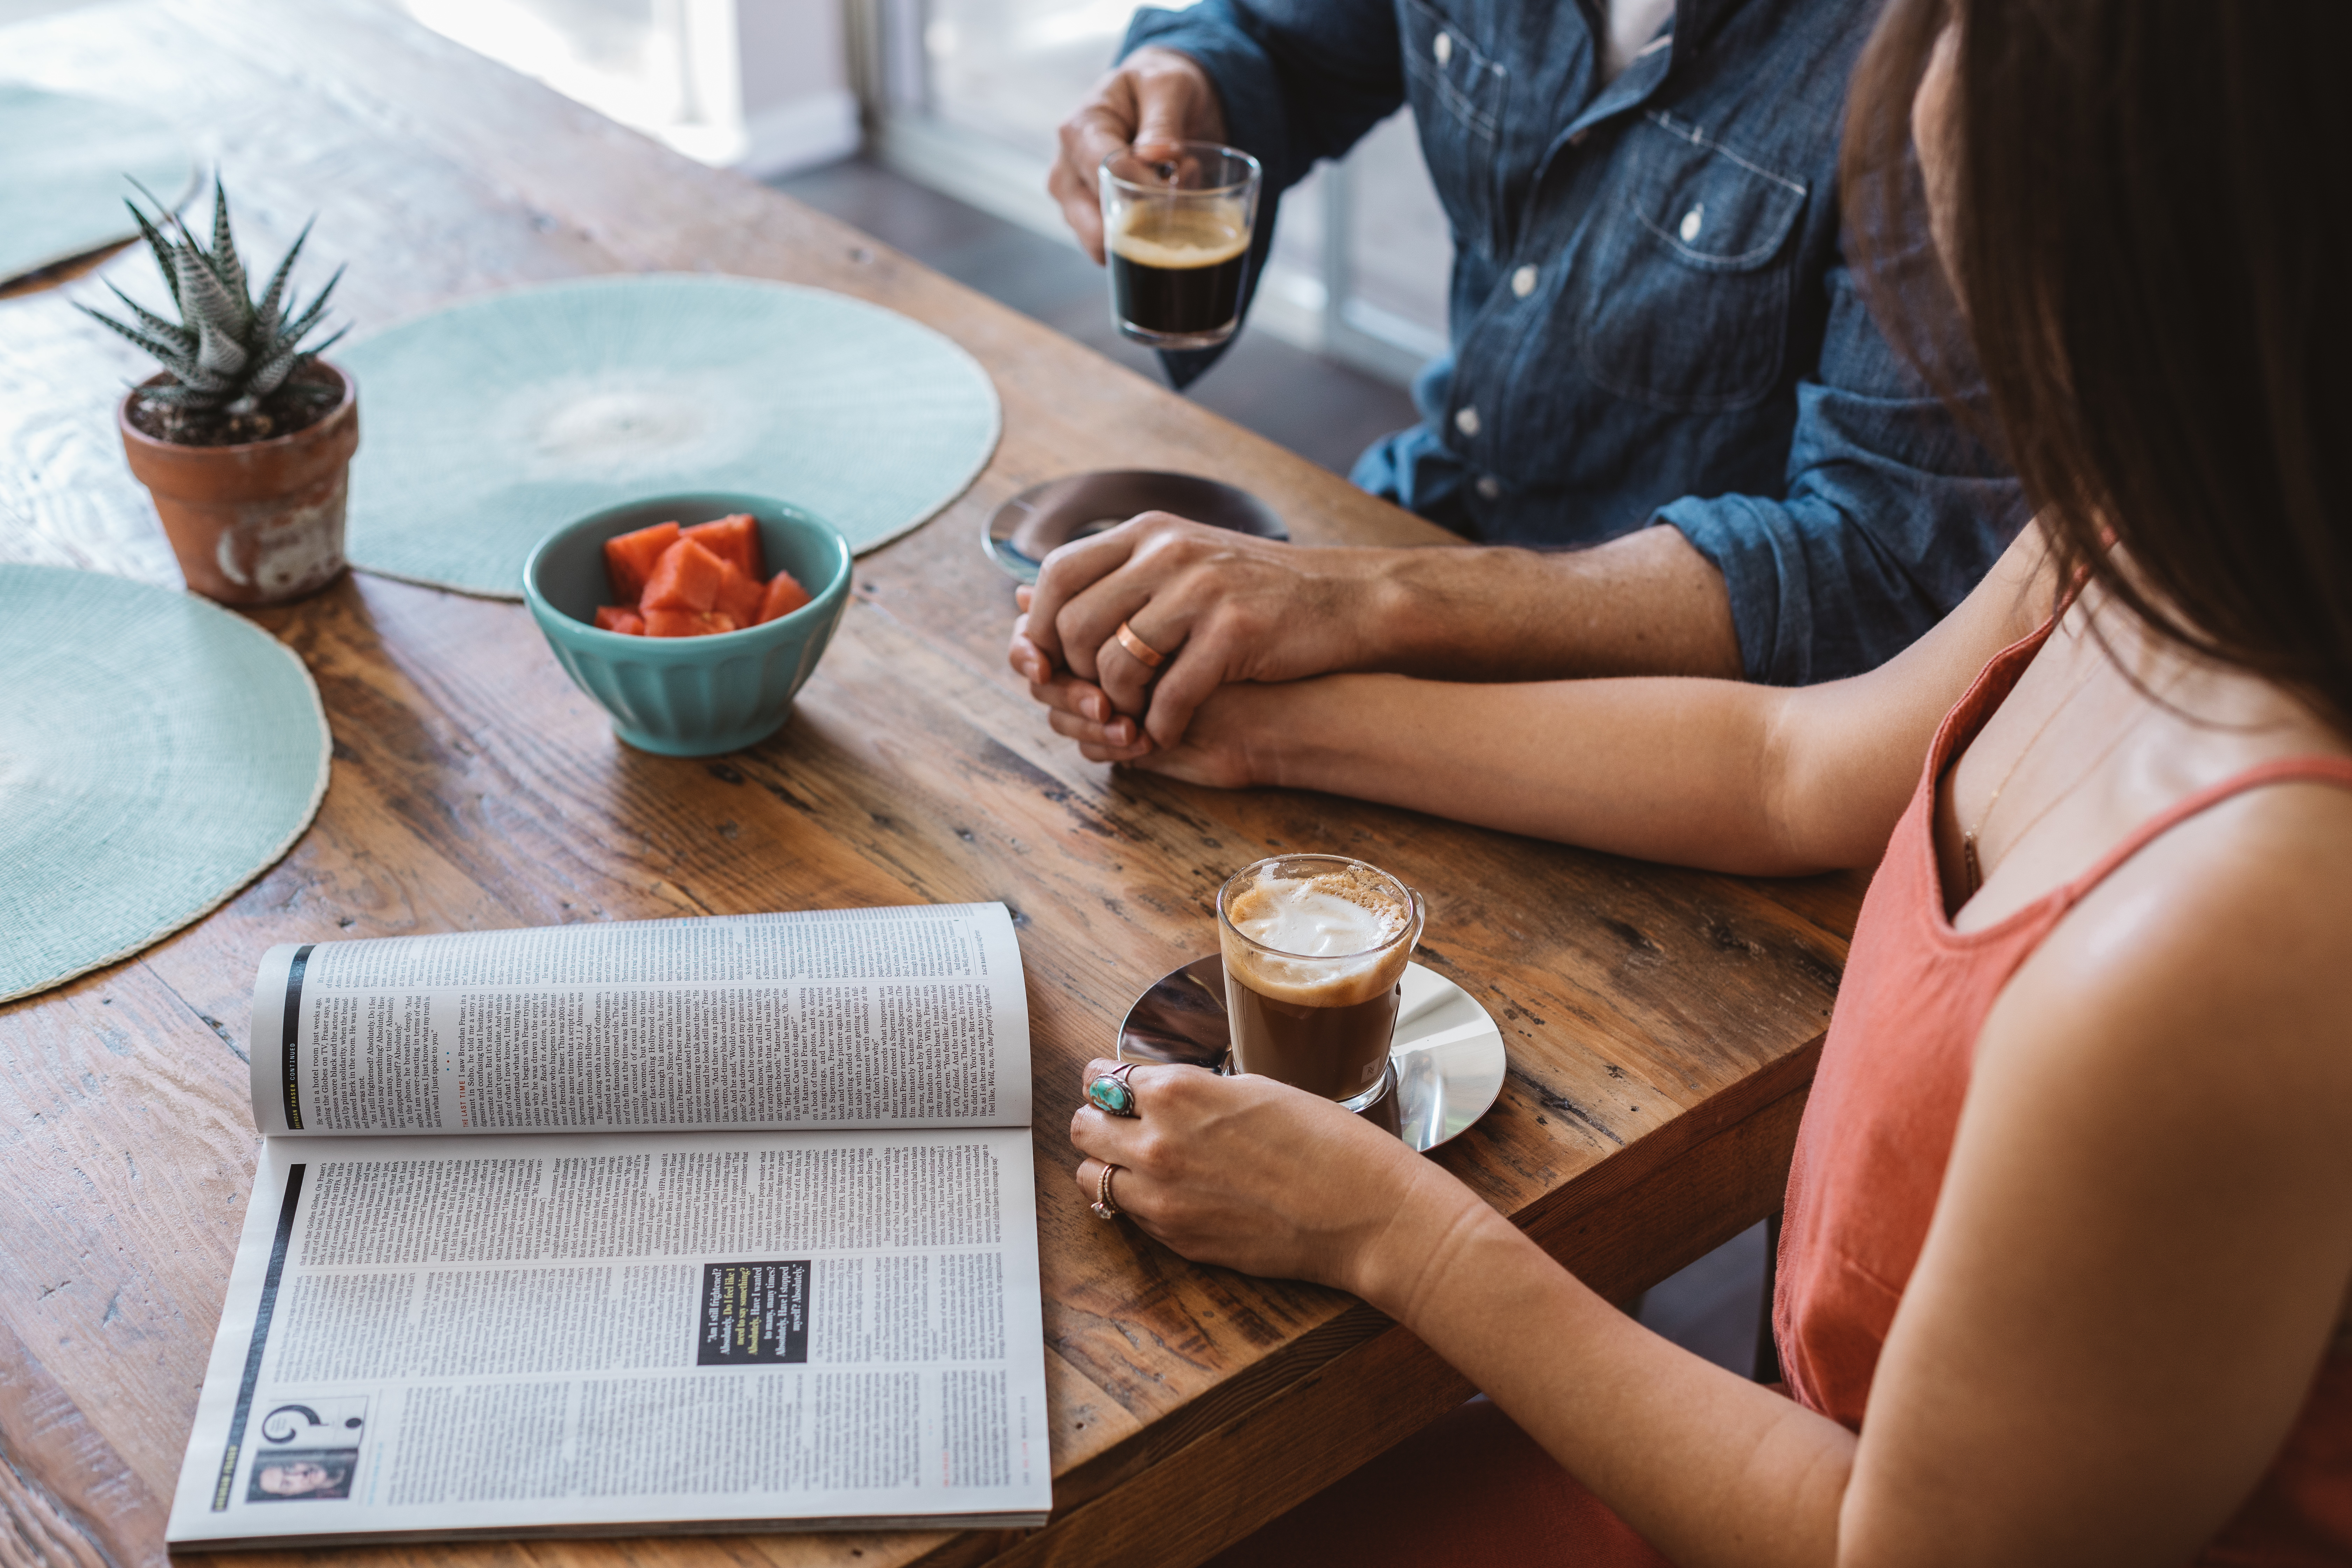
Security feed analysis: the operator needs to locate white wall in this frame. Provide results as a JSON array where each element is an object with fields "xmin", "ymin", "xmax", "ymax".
[
  {"xmin": 680, "ymin": 0, "xmax": 861, "ymax": 178},
  {"xmin": 393, "ymin": 0, "xmax": 861, "ymax": 179}
]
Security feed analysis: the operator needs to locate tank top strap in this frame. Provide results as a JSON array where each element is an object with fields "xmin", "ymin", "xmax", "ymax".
[{"xmin": 2052, "ymin": 757, "xmax": 2352, "ymax": 912}]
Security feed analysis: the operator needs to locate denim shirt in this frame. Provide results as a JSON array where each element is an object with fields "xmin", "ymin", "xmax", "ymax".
[{"xmin": 1124, "ymin": 0, "xmax": 2025, "ymax": 684}]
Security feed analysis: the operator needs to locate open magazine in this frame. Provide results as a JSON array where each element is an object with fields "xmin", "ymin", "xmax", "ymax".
[{"xmin": 166, "ymin": 903, "xmax": 1051, "ymax": 1550}]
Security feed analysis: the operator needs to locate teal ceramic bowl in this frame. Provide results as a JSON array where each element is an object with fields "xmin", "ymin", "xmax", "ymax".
[{"xmin": 523, "ymin": 492, "xmax": 852, "ymax": 757}]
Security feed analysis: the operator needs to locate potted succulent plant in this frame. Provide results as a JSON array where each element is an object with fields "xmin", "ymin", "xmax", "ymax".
[{"xmin": 80, "ymin": 178, "xmax": 356, "ymax": 605}]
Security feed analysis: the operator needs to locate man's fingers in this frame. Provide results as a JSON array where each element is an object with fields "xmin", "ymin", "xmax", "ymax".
[
  {"xmin": 1028, "ymin": 523, "xmax": 1147, "ymax": 667},
  {"xmin": 1049, "ymin": 155, "xmax": 1108, "ymax": 262},
  {"xmin": 1131, "ymin": 79, "xmax": 1194, "ymax": 155},
  {"xmin": 1054, "ymin": 52, "xmax": 1222, "ymax": 265},
  {"xmin": 1141, "ymin": 648, "xmax": 1223, "ymax": 750},
  {"xmin": 1092, "ymin": 605, "xmax": 1186, "ymax": 716},
  {"xmin": 1052, "ymin": 99, "xmax": 1134, "ymax": 264},
  {"xmin": 1129, "ymin": 46, "xmax": 1227, "ymax": 145},
  {"xmin": 1050, "ymin": 535, "xmax": 1200, "ymax": 692}
]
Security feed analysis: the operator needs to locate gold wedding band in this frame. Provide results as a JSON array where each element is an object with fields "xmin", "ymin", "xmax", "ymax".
[
  {"xmin": 1091, "ymin": 1163, "xmax": 1123, "ymax": 1220},
  {"xmin": 1113, "ymin": 620, "xmax": 1166, "ymax": 670}
]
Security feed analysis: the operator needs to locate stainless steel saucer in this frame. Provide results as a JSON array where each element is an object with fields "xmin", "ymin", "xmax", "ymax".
[
  {"xmin": 984, "ymin": 470, "xmax": 1288, "ymax": 583},
  {"xmin": 1116, "ymin": 955, "xmax": 1507, "ymax": 1152}
]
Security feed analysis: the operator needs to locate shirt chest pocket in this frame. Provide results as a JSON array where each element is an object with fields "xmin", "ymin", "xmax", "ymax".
[
  {"xmin": 1401, "ymin": 0, "xmax": 1511, "ymax": 259},
  {"xmin": 1570, "ymin": 112, "xmax": 1809, "ymax": 412}
]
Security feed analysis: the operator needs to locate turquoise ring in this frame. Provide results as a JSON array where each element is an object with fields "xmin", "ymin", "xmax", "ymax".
[{"xmin": 1087, "ymin": 1062, "xmax": 1141, "ymax": 1117}]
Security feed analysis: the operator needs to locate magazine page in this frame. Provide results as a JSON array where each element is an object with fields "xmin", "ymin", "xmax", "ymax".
[
  {"xmin": 247, "ymin": 904, "xmax": 1030, "ymax": 1137},
  {"xmin": 166, "ymin": 1128, "xmax": 1051, "ymax": 1548}
]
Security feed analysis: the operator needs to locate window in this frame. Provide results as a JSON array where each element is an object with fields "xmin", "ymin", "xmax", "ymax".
[{"xmin": 857, "ymin": 0, "xmax": 1451, "ymax": 382}]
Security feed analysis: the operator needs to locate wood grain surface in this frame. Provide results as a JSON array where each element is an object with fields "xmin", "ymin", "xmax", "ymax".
[{"xmin": 0, "ymin": 3, "xmax": 1866, "ymax": 1565}]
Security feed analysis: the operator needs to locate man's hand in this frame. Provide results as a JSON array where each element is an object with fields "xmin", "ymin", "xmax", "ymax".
[
  {"xmin": 1050, "ymin": 49, "xmax": 1228, "ymax": 262},
  {"xmin": 1008, "ymin": 512, "xmax": 1389, "ymax": 751},
  {"xmin": 1004, "ymin": 519, "xmax": 1745, "ymax": 766}
]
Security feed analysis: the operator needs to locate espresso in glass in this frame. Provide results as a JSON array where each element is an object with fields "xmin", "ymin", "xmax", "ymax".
[
  {"xmin": 1217, "ymin": 855, "xmax": 1424, "ymax": 1108},
  {"xmin": 1108, "ymin": 206, "xmax": 1249, "ymax": 342},
  {"xmin": 1099, "ymin": 142, "xmax": 1262, "ymax": 350}
]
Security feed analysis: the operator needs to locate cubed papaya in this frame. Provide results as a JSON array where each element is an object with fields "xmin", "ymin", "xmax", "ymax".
[
  {"xmin": 640, "ymin": 537, "xmax": 729, "ymax": 612},
  {"xmin": 644, "ymin": 608, "xmax": 742, "ymax": 637},
  {"xmin": 603, "ymin": 521, "xmax": 680, "ymax": 605},
  {"xmin": 593, "ymin": 605, "xmax": 646, "ymax": 635},
  {"xmin": 714, "ymin": 560, "xmax": 766, "ymax": 626},
  {"xmin": 756, "ymin": 569, "xmax": 813, "ymax": 624},
  {"xmin": 683, "ymin": 513, "xmax": 763, "ymax": 581}
]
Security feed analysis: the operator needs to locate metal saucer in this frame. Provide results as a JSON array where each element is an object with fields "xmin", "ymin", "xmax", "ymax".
[
  {"xmin": 1116, "ymin": 955, "xmax": 1507, "ymax": 1152},
  {"xmin": 984, "ymin": 470, "xmax": 1288, "ymax": 583}
]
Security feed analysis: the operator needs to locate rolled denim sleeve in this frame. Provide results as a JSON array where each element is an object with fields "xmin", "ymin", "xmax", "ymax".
[{"xmin": 1660, "ymin": 261, "xmax": 2028, "ymax": 685}]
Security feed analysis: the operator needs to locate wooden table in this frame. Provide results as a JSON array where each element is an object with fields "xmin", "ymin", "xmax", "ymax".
[{"xmin": 0, "ymin": 3, "xmax": 1863, "ymax": 1564}]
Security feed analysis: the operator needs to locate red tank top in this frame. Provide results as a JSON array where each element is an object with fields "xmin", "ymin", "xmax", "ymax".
[{"xmin": 1773, "ymin": 617, "xmax": 2352, "ymax": 1563}]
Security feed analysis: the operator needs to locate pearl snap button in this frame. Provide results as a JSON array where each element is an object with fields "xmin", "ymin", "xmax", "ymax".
[
  {"xmin": 1433, "ymin": 31, "xmax": 1452, "ymax": 65},
  {"xmin": 1679, "ymin": 204, "xmax": 1704, "ymax": 243},
  {"xmin": 1476, "ymin": 476, "xmax": 1502, "ymax": 500},
  {"xmin": 1455, "ymin": 405, "xmax": 1481, "ymax": 437},
  {"xmin": 1511, "ymin": 265, "xmax": 1538, "ymax": 298}
]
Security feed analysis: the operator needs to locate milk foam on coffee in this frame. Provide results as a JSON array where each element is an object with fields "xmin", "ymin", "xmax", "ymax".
[{"xmin": 1221, "ymin": 862, "xmax": 1412, "ymax": 1007}]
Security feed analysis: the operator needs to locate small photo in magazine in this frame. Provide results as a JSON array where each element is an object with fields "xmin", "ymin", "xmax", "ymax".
[
  {"xmin": 255, "ymin": 1396, "xmax": 369, "ymax": 1450},
  {"xmin": 698, "ymin": 1260, "xmax": 812, "ymax": 1366},
  {"xmin": 246, "ymin": 1449, "xmax": 358, "ymax": 1503},
  {"xmin": 246, "ymin": 1396, "xmax": 368, "ymax": 1503}
]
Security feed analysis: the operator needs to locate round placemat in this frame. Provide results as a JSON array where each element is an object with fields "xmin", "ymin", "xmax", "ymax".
[
  {"xmin": 0, "ymin": 566, "xmax": 330, "ymax": 1003},
  {"xmin": 0, "ymin": 84, "xmax": 197, "ymax": 284},
  {"xmin": 340, "ymin": 274, "xmax": 1003, "ymax": 597}
]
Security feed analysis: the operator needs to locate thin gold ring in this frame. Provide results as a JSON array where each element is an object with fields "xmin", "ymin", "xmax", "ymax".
[
  {"xmin": 1091, "ymin": 1163, "xmax": 1123, "ymax": 1220},
  {"xmin": 1113, "ymin": 620, "xmax": 1166, "ymax": 670}
]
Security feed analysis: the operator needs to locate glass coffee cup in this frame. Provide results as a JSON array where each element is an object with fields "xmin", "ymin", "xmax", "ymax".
[
  {"xmin": 1098, "ymin": 141, "xmax": 1262, "ymax": 349},
  {"xmin": 1216, "ymin": 854, "xmax": 1426, "ymax": 1111}
]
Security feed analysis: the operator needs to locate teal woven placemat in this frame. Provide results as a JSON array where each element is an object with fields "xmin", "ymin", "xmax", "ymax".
[
  {"xmin": 0, "ymin": 566, "xmax": 330, "ymax": 1003},
  {"xmin": 340, "ymin": 274, "xmax": 1003, "ymax": 597},
  {"xmin": 0, "ymin": 83, "xmax": 197, "ymax": 284}
]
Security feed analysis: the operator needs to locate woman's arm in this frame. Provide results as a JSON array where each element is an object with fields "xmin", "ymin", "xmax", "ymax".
[
  {"xmin": 1069, "ymin": 764, "xmax": 2352, "ymax": 1568},
  {"xmin": 1839, "ymin": 786, "xmax": 2352, "ymax": 1564},
  {"xmin": 1070, "ymin": 1063, "xmax": 1863, "ymax": 1567},
  {"xmin": 1054, "ymin": 527, "xmax": 2056, "ymax": 874}
]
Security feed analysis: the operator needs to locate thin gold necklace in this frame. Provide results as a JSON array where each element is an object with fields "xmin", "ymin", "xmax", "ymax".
[
  {"xmin": 1962, "ymin": 675, "xmax": 2089, "ymax": 892},
  {"xmin": 1961, "ymin": 670, "xmax": 2165, "ymax": 895}
]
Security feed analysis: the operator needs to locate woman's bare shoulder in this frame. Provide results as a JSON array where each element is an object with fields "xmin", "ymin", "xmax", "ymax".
[
  {"xmin": 1867, "ymin": 775, "xmax": 2352, "ymax": 1564},
  {"xmin": 2001, "ymin": 771, "xmax": 2352, "ymax": 1130}
]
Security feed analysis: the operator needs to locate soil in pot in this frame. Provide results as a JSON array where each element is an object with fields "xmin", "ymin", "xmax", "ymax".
[{"xmin": 124, "ymin": 359, "xmax": 344, "ymax": 448}]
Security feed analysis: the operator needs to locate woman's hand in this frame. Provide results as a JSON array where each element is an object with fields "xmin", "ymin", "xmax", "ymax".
[
  {"xmin": 1069, "ymin": 1059, "xmax": 1486, "ymax": 1304},
  {"xmin": 1036, "ymin": 677, "xmax": 1278, "ymax": 788}
]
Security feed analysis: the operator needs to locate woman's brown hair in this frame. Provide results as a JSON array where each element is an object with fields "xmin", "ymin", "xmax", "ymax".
[{"xmin": 1843, "ymin": 0, "xmax": 2352, "ymax": 728}]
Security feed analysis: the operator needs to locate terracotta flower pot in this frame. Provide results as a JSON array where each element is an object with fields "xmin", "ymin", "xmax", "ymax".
[{"xmin": 117, "ymin": 362, "xmax": 360, "ymax": 606}]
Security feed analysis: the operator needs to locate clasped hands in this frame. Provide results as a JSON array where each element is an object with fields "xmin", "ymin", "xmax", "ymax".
[{"xmin": 1007, "ymin": 512, "xmax": 1384, "ymax": 785}]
